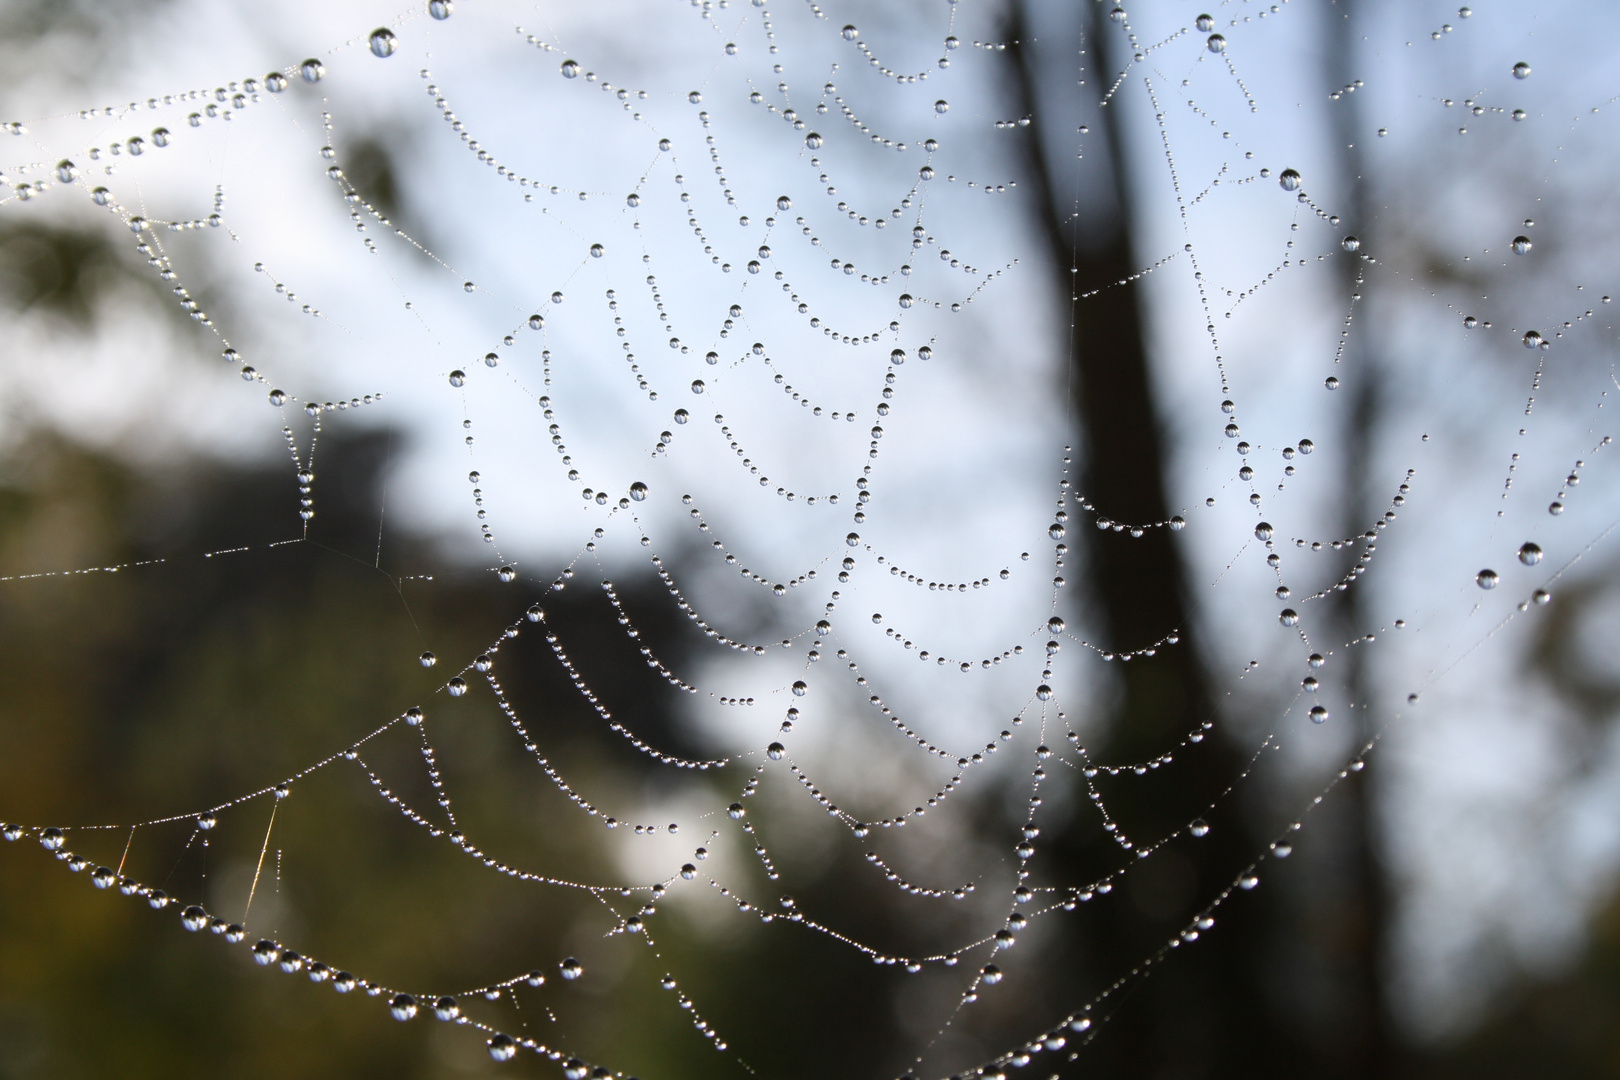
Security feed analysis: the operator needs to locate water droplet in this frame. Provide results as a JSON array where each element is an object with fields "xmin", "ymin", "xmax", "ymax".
[
  {"xmin": 1048, "ymin": 616, "xmax": 1065, "ymax": 634},
  {"xmin": 90, "ymin": 186, "xmax": 110, "ymax": 205},
  {"xmin": 1206, "ymin": 33, "xmax": 1226, "ymax": 53},
  {"xmin": 561, "ymin": 59, "xmax": 580, "ymax": 78},
  {"xmin": 434, "ymin": 996, "xmax": 460, "ymax": 1021},
  {"xmin": 484, "ymin": 352, "xmax": 499, "ymax": 368},
  {"xmin": 728, "ymin": 802, "xmax": 746, "ymax": 819},
  {"xmin": 1036, "ymin": 684, "xmax": 1053, "ymax": 701},
  {"xmin": 842, "ymin": 24, "xmax": 859, "ymax": 40},
  {"xmin": 792, "ymin": 680, "xmax": 809, "ymax": 697},
  {"xmin": 368, "ymin": 28, "xmax": 397, "ymax": 58},
  {"xmin": 1190, "ymin": 819, "xmax": 1211, "ymax": 837},
  {"xmin": 690, "ymin": 380, "xmax": 705, "ymax": 394},
  {"xmin": 589, "ymin": 243, "xmax": 604, "ymax": 258},
  {"xmin": 1518, "ymin": 542, "xmax": 1542, "ymax": 565},
  {"xmin": 1254, "ymin": 522, "xmax": 1274, "ymax": 541},
  {"xmin": 1309, "ymin": 705, "xmax": 1329, "ymax": 724},
  {"xmin": 767, "ymin": 742, "xmax": 785, "ymax": 760},
  {"xmin": 449, "ymin": 370, "xmax": 466, "ymax": 387},
  {"xmin": 1279, "ymin": 609, "xmax": 1299, "ymax": 626},
  {"xmin": 265, "ymin": 72, "xmax": 288, "ymax": 93},
  {"xmin": 55, "ymin": 160, "xmax": 76, "ymax": 183},
  {"xmin": 1341, "ymin": 235, "xmax": 1360, "ymax": 252},
  {"xmin": 448, "ymin": 677, "xmax": 468, "ymax": 696},
  {"xmin": 934, "ymin": 100, "xmax": 949, "ymax": 114},
  {"xmin": 1196, "ymin": 13, "xmax": 1215, "ymax": 31},
  {"xmin": 629, "ymin": 482, "xmax": 649, "ymax": 502},
  {"xmin": 1476, "ymin": 568, "xmax": 1499, "ymax": 590},
  {"xmin": 429, "ymin": 0, "xmax": 453, "ymax": 19},
  {"xmin": 559, "ymin": 957, "xmax": 584, "ymax": 980},
  {"xmin": 1511, "ymin": 236, "xmax": 1532, "ymax": 255},
  {"xmin": 488, "ymin": 1034, "xmax": 517, "ymax": 1061},
  {"xmin": 1512, "ymin": 61, "xmax": 1531, "ymax": 80},
  {"xmin": 300, "ymin": 58, "xmax": 325, "ymax": 83},
  {"xmin": 550, "ymin": 291, "xmax": 564, "ymax": 304},
  {"xmin": 1278, "ymin": 168, "xmax": 1302, "ymax": 192},
  {"xmin": 805, "ymin": 132, "xmax": 823, "ymax": 150},
  {"xmin": 389, "ymin": 993, "xmax": 417, "ymax": 1021},
  {"xmin": 776, "ymin": 195, "xmax": 792, "ymax": 212},
  {"xmin": 981, "ymin": 964, "xmax": 1003, "ymax": 984},
  {"xmin": 40, "ymin": 828, "xmax": 64, "ymax": 851}
]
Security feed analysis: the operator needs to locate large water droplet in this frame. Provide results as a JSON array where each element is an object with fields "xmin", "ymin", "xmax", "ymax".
[
  {"xmin": 1518, "ymin": 542, "xmax": 1542, "ymax": 565},
  {"xmin": 429, "ymin": 0, "xmax": 453, "ymax": 19},
  {"xmin": 1278, "ymin": 168, "xmax": 1302, "ymax": 192},
  {"xmin": 1512, "ymin": 61, "xmax": 1531, "ymax": 79},
  {"xmin": 369, "ymin": 28, "xmax": 397, "ymax": 58},
  {"xmin": 1476, "ymin": 568, "xmax": 1499, "ymax": 590},
  {"xmin": 1511, "ymin": 235, "xmax": 1532, "ymax": 255}
]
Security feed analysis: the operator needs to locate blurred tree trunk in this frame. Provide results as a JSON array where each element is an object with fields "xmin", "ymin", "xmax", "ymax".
[
  {"xmin": 1324, "ymin": 0, "xmax": 1402, "ymax": 1075},
  {"xmin": 1007, "ymin": 2, "xmax": 1288, "ymax": 1076}
]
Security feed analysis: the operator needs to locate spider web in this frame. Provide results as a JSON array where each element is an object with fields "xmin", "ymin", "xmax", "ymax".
[{"xmin": 2, "ymin": 1, "xmax": 1618, "ymax": 1077}]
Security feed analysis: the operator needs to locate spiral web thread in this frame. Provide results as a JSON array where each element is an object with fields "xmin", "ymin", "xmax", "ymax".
[{"xmin": 1, "ymin": 2, "xmax": 1615, "ymax": 1078}]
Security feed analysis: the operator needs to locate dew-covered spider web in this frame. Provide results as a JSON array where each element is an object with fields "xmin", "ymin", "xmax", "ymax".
[{"xmin": 3, "ymin": 1, "xmax": 1620, "ymax": 1077}]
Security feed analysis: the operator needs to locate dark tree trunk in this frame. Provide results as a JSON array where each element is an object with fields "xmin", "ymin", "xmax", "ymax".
[
  {"xmin": 1006, "ymin": 2, "xmax": 1290, "ymax": 1076},
  {"xmin": 1323, "ymin": 0, "xmax": 1402, "ymax": 1075}
]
